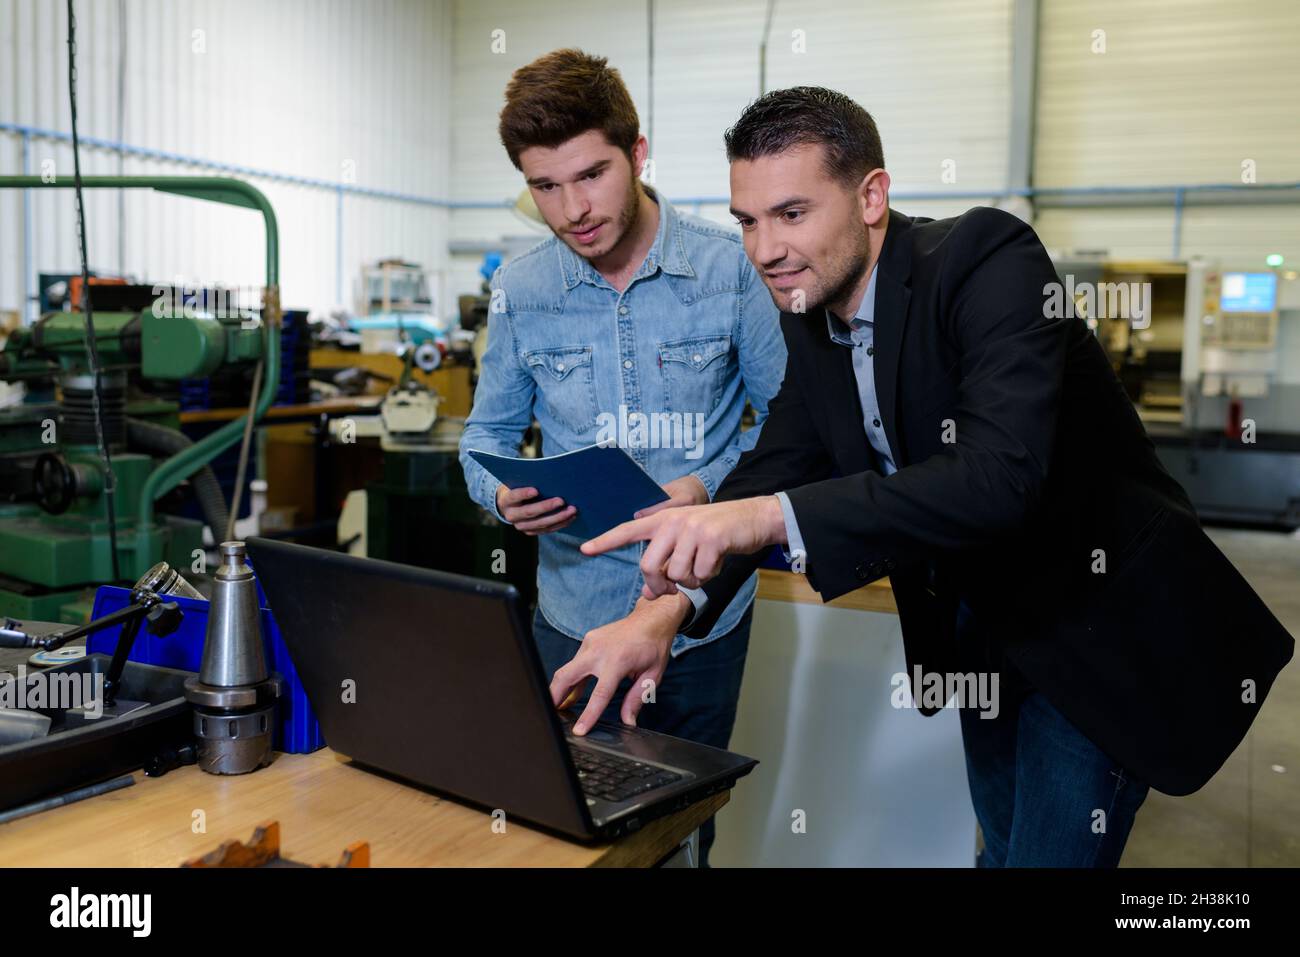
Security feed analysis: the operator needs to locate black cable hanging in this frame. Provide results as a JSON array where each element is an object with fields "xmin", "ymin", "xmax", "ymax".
[{"xmin": 67, "ymin": 0, "xmax": 123, "ymax": 583}]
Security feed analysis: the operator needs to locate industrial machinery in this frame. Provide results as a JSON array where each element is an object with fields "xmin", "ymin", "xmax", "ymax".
[
  {"xmin": 1055, "ymin": 254, "xmax": 1299, "ymax": 527},
  {"xmin": 1166, "ymin": 262, "xmax": 1299, "ymax": 527},
  {"xmin": 183, "ymin": 541, "xmax": 282, "ymax": 776},
  {"xmin": 353, "ymin": 258, "xmax": 442, "ymax": 353},
  {"xmin": 327, "ymin": 339, "xmax": 443, "ymax": 452},
  {"xmin": 0, "ymin": 175, "xmax": 282, "ymax": 622},
  {"xmin": 0, "ymin": 305, "xmax": 263, "ymax": 621},
  {"xmin": 326, "ymin": 336, "xmax": 538, "ymax": 607},
  {"xmin": 1188, "ymin": 265, "xmax": 1283, "ymax": 403}
]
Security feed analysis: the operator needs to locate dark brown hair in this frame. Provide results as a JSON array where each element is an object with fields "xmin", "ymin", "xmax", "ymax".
[
  {"xmin": 725, "ymin": 86, "xmax": 885, "ymax": 188},
  {"xmin": 499, "ymin": 49, "xmax": 640, "ymax": 170}
]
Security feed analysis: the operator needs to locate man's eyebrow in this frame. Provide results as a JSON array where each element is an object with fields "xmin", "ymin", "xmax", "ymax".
[
  {"xmin": 768, "ymin": 196, "xmax": 813, "ymax": 215},
  {"xmin": 729, "ymin": 197, "xmax": 813, "ymax": 218},
  {"xmin": 526, "ymin": 159, "xmax": 612, "ymax": 188}
]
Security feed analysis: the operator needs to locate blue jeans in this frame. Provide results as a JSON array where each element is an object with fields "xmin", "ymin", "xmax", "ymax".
[
  {"xmin": 956, "ymin": 603, "xmax": 1150, "ymax": 867},
  {"xmin": 532, "ymin": 604, "xmax": 753, "ymax": 867}
]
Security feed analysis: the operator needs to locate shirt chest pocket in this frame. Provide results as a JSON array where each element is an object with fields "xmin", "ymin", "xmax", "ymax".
[
  {"xmin": 657, "ymin": 335, "xmax": 731, "ymax": 417},
  {"xmin": 523, "ymin": 345, "xmax": 598, "ymax": 433}
]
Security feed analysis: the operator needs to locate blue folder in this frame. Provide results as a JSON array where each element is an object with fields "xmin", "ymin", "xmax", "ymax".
[{"xmin": 467, "ymin": 444, "xmax": 670, "ymax": 540}]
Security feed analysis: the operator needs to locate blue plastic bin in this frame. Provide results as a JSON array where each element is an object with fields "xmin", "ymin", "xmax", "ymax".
[{"xmin": 86, "ymin": 582, "xmax": 324, "ymax": 754}]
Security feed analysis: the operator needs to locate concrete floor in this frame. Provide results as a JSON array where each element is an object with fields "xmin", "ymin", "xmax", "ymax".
[{"xmin": 1119, "ymin": 528, "xmax": 1300, "ymax": 868}]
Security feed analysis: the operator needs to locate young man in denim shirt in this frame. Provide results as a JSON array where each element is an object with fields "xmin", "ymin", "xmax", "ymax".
[{"xmin": 458, "ymin": 49, "xmax": 785, "ymax": 863}]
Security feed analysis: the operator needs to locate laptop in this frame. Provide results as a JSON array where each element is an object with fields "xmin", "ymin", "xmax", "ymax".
[{"xmin": 245, "ymin": 537, "xmax": 757, "ymax": 843}]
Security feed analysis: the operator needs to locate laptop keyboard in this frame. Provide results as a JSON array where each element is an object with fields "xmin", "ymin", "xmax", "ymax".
[{"xmin": 568, "ymin": 743, "xmax": 684, "ymax": 804}]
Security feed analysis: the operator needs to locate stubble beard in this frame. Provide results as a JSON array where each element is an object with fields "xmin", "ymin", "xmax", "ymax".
[
  {"xmin": 808, "ymin": 230, "xmax": 871, "ymax": 318},
  {"xmin": 561, "ymin": 179, "xmax": 642, "ymax": 264}
]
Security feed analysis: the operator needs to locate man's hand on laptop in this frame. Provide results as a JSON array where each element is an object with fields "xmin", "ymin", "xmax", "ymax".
[
  {"xmin": 582, "ymin": 496, "xmax": 786, "ymax": 598},
  {"xmin": 496, "ymin": 484, "xmax": 577, "ymax": 535},
  {"xmin": 549, "ymin": 592, "xmax": 692, "ymax": 736},
  {"xmin": 633, "ymin": 474, "xmax": 708, "ymax": 518}
]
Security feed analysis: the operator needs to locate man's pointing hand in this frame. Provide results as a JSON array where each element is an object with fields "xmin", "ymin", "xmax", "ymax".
[{"xmin": 581, "ymin": 496, "xmax": 788, "ymax": 598}]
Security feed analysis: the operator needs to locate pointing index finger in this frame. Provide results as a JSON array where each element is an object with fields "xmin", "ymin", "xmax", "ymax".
[{"xmin": 581, "ymin": 514, "xmax": 662, "ymax": 556}]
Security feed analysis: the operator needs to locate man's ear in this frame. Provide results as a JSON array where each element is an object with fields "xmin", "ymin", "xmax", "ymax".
[
  {"xmin": 630, "ymin": 134, "xmax": 650, "ymax": 180},
  {"xmin": 858, "ymin": 168, "xmax": 891, "ymax": 228}
]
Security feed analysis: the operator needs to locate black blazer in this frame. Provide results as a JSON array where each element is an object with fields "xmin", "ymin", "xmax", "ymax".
[{"xmin": 687, "ymin": 206, "xmax": 1294, "ymax": 796}]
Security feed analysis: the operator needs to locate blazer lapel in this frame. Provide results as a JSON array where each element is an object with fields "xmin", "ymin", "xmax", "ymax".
[
  {"xmin": 872, "ymin": 209, "xmax": 914, "ymax": 467},
  {"xmin": 798, "ymin": 305, "xmax": 875, "ymax": 476}
]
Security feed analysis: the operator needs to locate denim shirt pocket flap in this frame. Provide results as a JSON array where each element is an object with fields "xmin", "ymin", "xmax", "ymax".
[
  {"xmin": 524, "ymin": 346, "xmax": 592, "ymax": 382},
  {"xmin": 658, "ymin": 335, "xmax": 731, "ymax": 372}
]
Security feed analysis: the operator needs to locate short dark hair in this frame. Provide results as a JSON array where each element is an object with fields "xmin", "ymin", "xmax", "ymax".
[
  {"xmin": 499, "ymin": 49, "xmax": 640, "ymax": 170},
  {"xmin": 724, "ymin": 86, "xmax": 885, "ymax": 188}
]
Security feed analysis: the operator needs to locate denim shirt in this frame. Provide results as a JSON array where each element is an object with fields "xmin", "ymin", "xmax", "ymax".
[{"xmin": 458, "ymin": 191, "xmax": 786, "ymax": 655}]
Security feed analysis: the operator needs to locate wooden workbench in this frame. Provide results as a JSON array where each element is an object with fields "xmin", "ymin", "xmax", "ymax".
[
  {"xmin": 178, "ymin": 395, "xmax": 383, "ymax": 424},
  {"xmin": 0, "ymin": 570, "xmax": 855, "ymax": 868},
  {"xmin": 0, "ymin": 747, "xmax": 727, "ymax": 868},
  {"xmin": 755, "ymin": 567, "xmax": 896, "ymax": 614}
]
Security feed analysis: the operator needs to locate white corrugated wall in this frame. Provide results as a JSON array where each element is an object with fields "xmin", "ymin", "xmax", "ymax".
[
  {"xmin": 5, "ymin": 2, "xmax": 1298, "ymax": 315},
  {"xmin": 447, "ymin": 0, "xmax": 1300, "ymax": 288},
  {"xmin": 1033, "ymin": 0, "xmax": 1300, "ymax": 262},
  {"xmin": 0, "ymin": 0, "xmax": 453, "ymax": 319},
  {"xmin": 448, "ymin": 0, "xmax": 1015, "ymax": 296}
]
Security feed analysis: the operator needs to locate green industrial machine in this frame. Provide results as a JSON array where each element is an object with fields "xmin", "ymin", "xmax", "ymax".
[{"xmin": 0, "ymin": 176, "xmax": 281, "ymax": 623}]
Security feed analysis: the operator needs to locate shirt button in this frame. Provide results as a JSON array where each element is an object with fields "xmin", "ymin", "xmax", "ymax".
[
  {"xmin": 692, "ymin": 353, "xmax": 702, "ymax": 363},
  {"xmin": 618, "ymin": 306, "xmax": 629, "ymax": 315},
  {"xmin": 873, "ymin": 418, "xmax": 881, "ymax": 427},
  {"xmin": 623, "ymin": 359, "xmax": 634, "ymax": 369},
  {"xmin": 555, "ymin": 362, "xmax": 565, "ymax": 372},
  {"xmin": 867, "ymin": 346, "xmax": 874, "ymax": 356}
]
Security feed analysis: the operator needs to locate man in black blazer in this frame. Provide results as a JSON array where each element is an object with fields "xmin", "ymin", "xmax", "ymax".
[{"xmin": 559, "ymin": 87, "xmax": 1294, "ymax": 867}]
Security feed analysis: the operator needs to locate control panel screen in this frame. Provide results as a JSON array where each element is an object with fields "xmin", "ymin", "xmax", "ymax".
[{"xmin": 1220, "ymin": 272, "xmax": 1278, "ymax": 313}]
